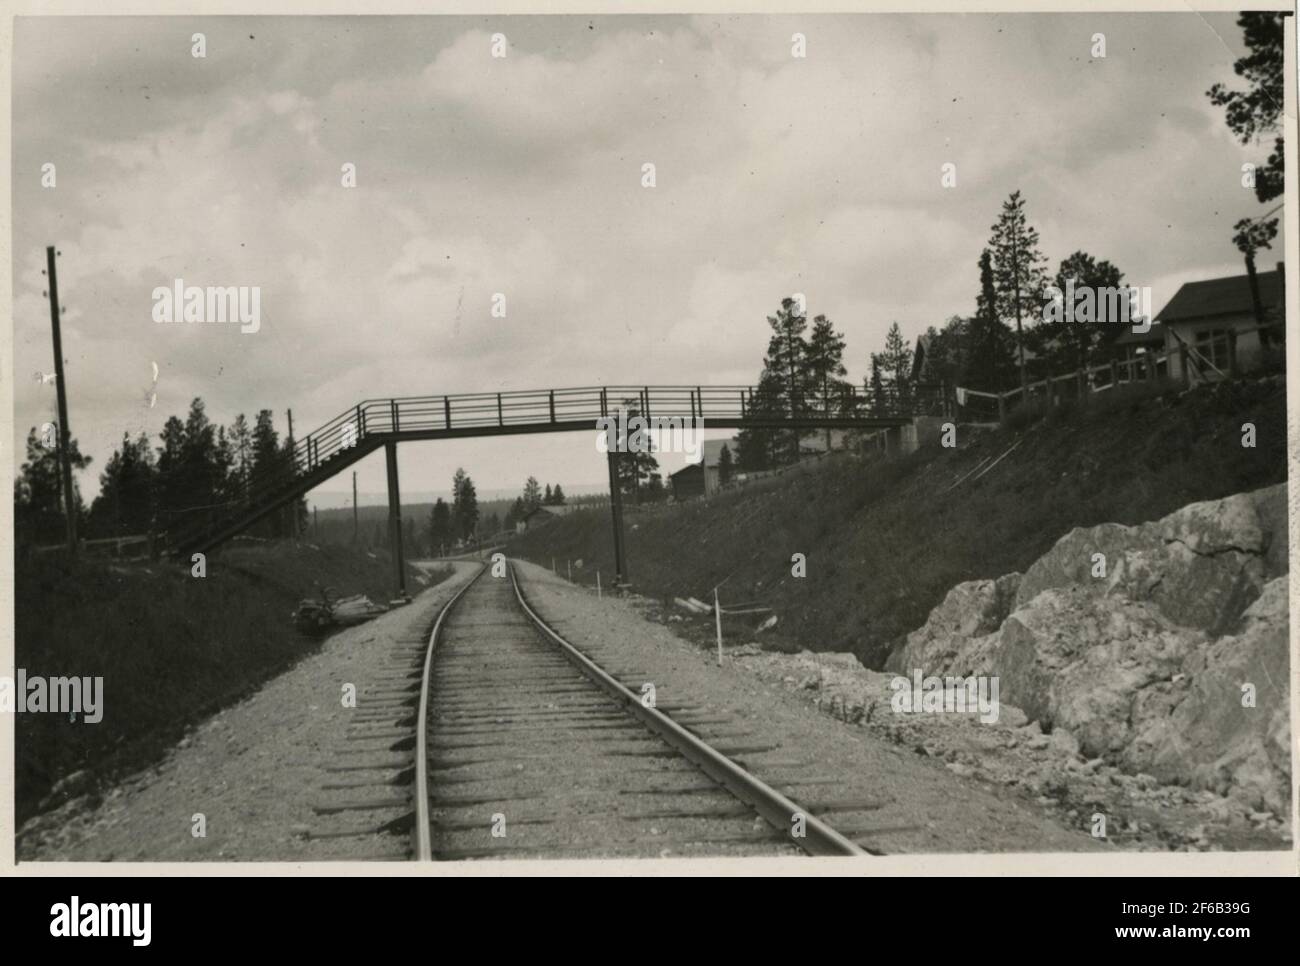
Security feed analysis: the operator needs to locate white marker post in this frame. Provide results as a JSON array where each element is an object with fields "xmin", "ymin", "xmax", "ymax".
[
  {"xmin": 567, "ymin": 560, "xmax": 572, "ymax": 581},
  {"xmin": 714, "ymin": 587, "xmax": 723, "ymax": 666},
  {"xmin": 597, "ymin": 571, "xmax": 602, "ymax": 599}
]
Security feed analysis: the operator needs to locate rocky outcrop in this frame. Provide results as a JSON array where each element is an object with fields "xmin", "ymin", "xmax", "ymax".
[
  {"xmin": 1014, "ymin": 488, "xmax": 1282, "ymax": 636},
  {"xmin": 886, "ymin": 572, "xmax": 1020, "ymax": 674},
  {"xmin": 890, "ymin": 483, "xmax": 1290, "ymax": 815},
  {"xmin": 1126, "ymin": 576, "xmax": 1290, "ymax": 815}
]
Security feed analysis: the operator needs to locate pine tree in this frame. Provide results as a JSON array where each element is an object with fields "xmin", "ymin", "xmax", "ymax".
[
  {"xmin": 613, "ymin": 402, "xmax": 660, "ymax": 503},
  {"xmin": 504, "ymin": 496, "xmax": 526, "ymax": 531},
  {"xmin": 551, "ymin": 483, "xmax": 565, "ymax": 505},
  {"xmin": 461, "ymin": 477, "xmax": 479, "ymax": 541},
  {"xmin": 736, "ymin": 369, "xmax": 785, "ymax": 471},
  {"xmin": 451, "ymin": 469, "xmax": 479, "ymax": 541},
  {"xmin": 918, "ymin": 317, "xmax": 968, "ymax": 386},
  {"xmin": 249, "ymin": 410, "xmax": 280, "ymax": 485},
  {"xmin": 154, "ymin": 415, "xmax": 186, "ymax": 531},
  {"xmin": 182, "ymin": 398, "xmax": 218, "ymax": 498},
  {"xmin": 1233, "ymin": 217, "xmax": 1279, "ymax": 329},
  {"xmin": 543, "ymin": 483, "xmax": 553, "ymax": 505},
  {"xmin": 966, "ymin": 248, "xmax": 1017, "ymax": 392},
  {"xmin": 227, "ymin": 413, "xmax": 253, "ymax": 501},
  {"xmin": 1208, "ymin": 13, "xmax": 1285, "ymax": 205},
  {"xmin": 988, "ymin": 191, "xmax": 1049, "ymax": 391},
  {"xmin": 522, "ymin": 476, "xmax": 542, "ymax": 509},
  {"xmin": 761, "ymin": 297, "xmax": 812, "ymax": 464},
  {"xmin": 868, "ymin": 354, "xmax": 886, "ymax": 414},
  {"xmin": 1047, "ymin": 251, "xmax": 1130, "ymax": 371},
  {"xmin": 879, "ymin": 322, "xmax": 913, "ymax": 412},
  {"xmin": 247, "ymin": 409, "xmax": 283, "ymax": 538},
  {"xmin": 88, "ymin": 432, "xmax": 155, "ymax": 538},
  {"xmin": 717, "ymin": 444, "xmax": 734, "ymax": 487},
  {"xmin": 803, "ymin": 314, "xmax": 849, "ymax": 450},
  {"xmin": 428, "ymin": 498, "xmax": 452, "ymax": 553},
  {"xmin": 13, "ymin": 427, "xmax": 91, "ymax": 545}
]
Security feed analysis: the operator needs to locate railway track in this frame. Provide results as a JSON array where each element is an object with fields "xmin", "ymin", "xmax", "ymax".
[{"xmin": 407, "ymin": 561, "xmax": 866, "ymax": 860}]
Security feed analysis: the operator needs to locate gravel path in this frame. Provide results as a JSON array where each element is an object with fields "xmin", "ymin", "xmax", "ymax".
[
  {"xmin": 17, "ymin": 562, "xmax": 481, "ymax": 862},
  {"xmin": 511, "ymin": 560, "xmax": 1106, "ymax": 855}
]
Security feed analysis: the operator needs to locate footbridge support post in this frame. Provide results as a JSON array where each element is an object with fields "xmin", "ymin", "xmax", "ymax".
[
  {"xmin": 606, "ymin": 449, "xmax": 628, "ymax": 587},
  {"xmin": 385, "ymin": 441, "xmax": 408, "ymax": 602}
]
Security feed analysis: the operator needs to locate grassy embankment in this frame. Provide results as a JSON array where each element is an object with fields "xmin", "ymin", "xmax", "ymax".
[
  {"xmin": 509, "ymin": 376, "xmax": 1288, "ymax": 670},
  {"xmin": 15, "ymin": 539, "xmax": 449, "ymax": 823}
]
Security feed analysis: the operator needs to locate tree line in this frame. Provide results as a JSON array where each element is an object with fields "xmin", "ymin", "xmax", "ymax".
[
  {"xmin": 500, "ymin": 476, "xmax": 571, "ymax": 531},
  {"xmin": 14, "ymin": 399, "xmax": 306, "ymax": 548},
  {"xmin": 732, "ymin": 188, "xmax": 1160, "ymax": 472}
]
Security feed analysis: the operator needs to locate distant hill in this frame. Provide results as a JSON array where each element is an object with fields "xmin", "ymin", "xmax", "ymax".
[
  {"xmin": 309, "ymin": 493, "xmax": 609, "ymax": 553},
  {"xmin": 306, "ymin": 483, "xmax": 609, "ymax": 510}
]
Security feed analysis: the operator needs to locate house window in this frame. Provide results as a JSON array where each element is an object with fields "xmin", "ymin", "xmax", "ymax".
[{"xmin": 1194, "ymin": 329, "xmax": 1231, "ymax": 373}]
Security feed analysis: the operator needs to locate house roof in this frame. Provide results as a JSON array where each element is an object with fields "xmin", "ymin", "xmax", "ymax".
[
  {"xmin": 1114, "ymin": 321, "xmax": 1166, "ymax": 346},
  {"xmin": 668, "ymin": 462, "xmax": 703, "ymax": 481},
  {"xmin": 1155, "ymin": 264, "xmax": 1284, "ymax": 325}
]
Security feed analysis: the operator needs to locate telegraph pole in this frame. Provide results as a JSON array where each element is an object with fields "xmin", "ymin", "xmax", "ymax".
[
  {"xmin": 46, "ymin": 246, "xmax": 77, "ymax": 553},
  {"xmin": 384, "ymin": 442, "xmax": 408, "ymax": 600},
  {"xmin": 352, "ymin": 471, "xmax": 359, "ymax": 544},
  {"xmin": 606, "ymin": 449, "xmax": 627, "ymax": 585}
]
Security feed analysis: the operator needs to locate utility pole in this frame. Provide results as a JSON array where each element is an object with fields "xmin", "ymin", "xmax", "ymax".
[
  {"xmin": 384, "ymin": 441, "xmax": 408, "ymax": 600},
  {"xmin": 606, "ymin": 449, "xmax": 627, "ymax": 585},
  {"xmin": 45, "ymin": 246, "xmax": 77, "ymax": 553},
  {"xmin": 352, "ymin": 471, "xmax": 359, "ymax": 545}
]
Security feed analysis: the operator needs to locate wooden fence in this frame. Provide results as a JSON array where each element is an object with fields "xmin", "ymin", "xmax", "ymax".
[{"xmin": 954, "ymin": 321, "xmax": 1284, "ymax": 422}]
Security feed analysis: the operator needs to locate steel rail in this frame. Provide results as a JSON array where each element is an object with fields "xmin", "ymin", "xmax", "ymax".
[
  {"xmin": 413, "ymin": 562, "xmax": 488, "ymax": 861},
  {"xmin": 507, "ymin": 563, "xmax": 868, "ymax": 858}
]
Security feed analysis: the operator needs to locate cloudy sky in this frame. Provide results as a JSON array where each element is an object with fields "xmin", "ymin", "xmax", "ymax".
[{"xmin": 11, "ymin": 13, "xmax": 1282, "ymax": 505}]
